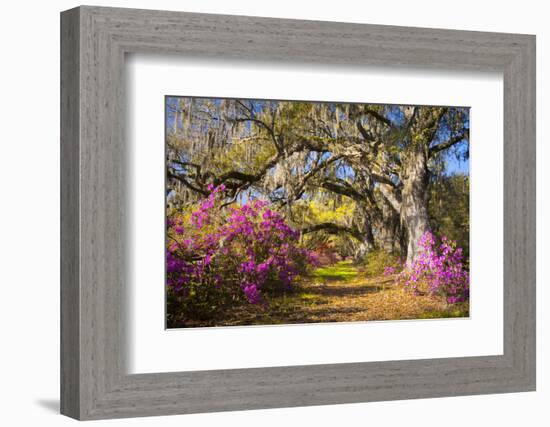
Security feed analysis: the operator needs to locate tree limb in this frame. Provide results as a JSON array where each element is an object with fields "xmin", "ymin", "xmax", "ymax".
[
  {"xmin": 429, "ymin": 129, "xmax": 469, "ymax": 156},
  {"xmin": 364, "ymin": 108, "xmax": 393, "ymax": 128},
  {"xmin": 378, "ymin": 183, "xmax": 402, "ymax": 214},
  {"xmin": 167, "ymin": 171, "xmax": 209, "ymax": 196},
  {"xmin": 301, "ymin": 222, "xmax": 365, "ymax": 241},
  {"xmin": 320, "ymin": 179, "xmax": 366, "ymax": 202},
  {"xmin": 356, "ymin": 120, "xmax": 376, "ymax": 142}
]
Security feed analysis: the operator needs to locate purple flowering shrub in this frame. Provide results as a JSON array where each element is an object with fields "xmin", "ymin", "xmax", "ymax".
[
  {"xmin": 396, "ymin": 231, "xmax": 469, "ymax": 304},
  {"xmin": 166, "ymin": 185, "xmax": 317, "ymax": 324}
]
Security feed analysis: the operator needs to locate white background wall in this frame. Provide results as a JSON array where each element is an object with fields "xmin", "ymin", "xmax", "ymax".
[{"xmin": 0, "ymin": 0, "xmax": 547, "ymax": 425}]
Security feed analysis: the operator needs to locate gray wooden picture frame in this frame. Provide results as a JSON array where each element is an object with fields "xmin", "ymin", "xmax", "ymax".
[{"xmin": 60, "ymin": 5, "xmax": 536, "ymax": 421}]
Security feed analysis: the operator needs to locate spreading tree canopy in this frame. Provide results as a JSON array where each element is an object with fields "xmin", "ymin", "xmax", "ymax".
[{"xmin": 166, "ymin": 97, "xmax": 469, "ymax": 264}]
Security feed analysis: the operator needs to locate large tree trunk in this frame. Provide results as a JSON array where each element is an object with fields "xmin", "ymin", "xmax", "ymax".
[
  {"xmin": 353, "ymin": 210, "xmax": 375, "ymax": 263},
  {"xmin": 401, "ymin": 148, "xmax": 431, "ymax": 265},
  {"xmin": 376, "ymin": 196, "xmax": 402, "ymax": 253}
]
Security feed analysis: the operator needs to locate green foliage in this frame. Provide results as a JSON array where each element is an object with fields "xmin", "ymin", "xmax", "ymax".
[
  {"xmin": 303, "ymin": 199, "xmax": 356, "ymax": 224},
  {"xmin": 312, "ymin": 261, "xmax": 358, "ymax": 282},
  {"xmin": 419, "ymin": 303, "xmax": 469, "ymax": 319},
  {"xmin": 360, "ymin": 250, "xmax": 402, "ymax": 277},
  {"xmin": 294, "ymin": 199, "xmax": 358, "ymax": 258},
  {"xmin": 429, "ymin": 174, "xmax": 469, "ymax": 258}
]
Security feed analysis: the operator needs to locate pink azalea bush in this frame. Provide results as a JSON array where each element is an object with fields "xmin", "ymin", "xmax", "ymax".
[
  {"xmin": 394, "ymin": 231, "xmax": 469, "ymax": 304},
  {"xmin": 166, "ymin": 185, "xmax": 317, "ymax": 324}
]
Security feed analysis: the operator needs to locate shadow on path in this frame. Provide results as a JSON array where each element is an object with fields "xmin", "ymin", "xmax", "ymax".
[{"xmin": 307, "ymin": 283, "xmax": 383, "ymax": 297}]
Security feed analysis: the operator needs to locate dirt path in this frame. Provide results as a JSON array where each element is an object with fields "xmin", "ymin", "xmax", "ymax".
[{"xmin": 209, "ymin": 261, "xmax": 468, "ymax": 327}]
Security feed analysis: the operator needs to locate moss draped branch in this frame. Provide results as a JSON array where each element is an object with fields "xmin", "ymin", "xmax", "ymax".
[{"xmin": 300, "ymin": 222, "xmax": 365, "ymax": 242}]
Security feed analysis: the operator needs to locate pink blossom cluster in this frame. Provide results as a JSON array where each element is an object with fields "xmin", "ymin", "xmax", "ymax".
[
  {"xmin": 383, "ymin": 266, "xmax": 396, "ymax": 276},
  {"xmin": 397, "ymin": 231, "xmax": 469, "ymax": 304}
]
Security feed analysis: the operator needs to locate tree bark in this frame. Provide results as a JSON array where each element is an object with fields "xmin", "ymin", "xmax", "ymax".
[
  {"xmin": 401, "ymin": 147, "xmax": 430, "ymax": 265},
  {"xmin": 353, "ymin": 213, "xmax": 375, "ymax": 263},
  {"xmin": 377, "ymin": 200, "xmax": 403, "ymax": 254}
]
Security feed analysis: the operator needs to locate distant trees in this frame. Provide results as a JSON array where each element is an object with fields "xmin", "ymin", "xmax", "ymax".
[
  {"xmin": 429, "ymin": 174, "xmax": 470, "ymax": 258},
  {"xmin": 166, "ymin": 98, "xmax": 469, "ymax": 265}
]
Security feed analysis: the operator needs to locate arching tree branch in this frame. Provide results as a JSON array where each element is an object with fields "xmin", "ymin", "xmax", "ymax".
[{"xmin": 301, "ymin": 222, "xmax": 364, "ymax": 241}]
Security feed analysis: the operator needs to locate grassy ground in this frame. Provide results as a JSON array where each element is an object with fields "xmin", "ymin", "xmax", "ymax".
[{"xmin": 183, "ymin": 261, "xmax": 469, "ymax": 327}]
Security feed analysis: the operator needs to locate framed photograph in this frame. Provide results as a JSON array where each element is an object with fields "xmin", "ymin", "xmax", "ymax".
[
  {"xmin": 163, "ymin": 96, "xmax": 472, "ymax": 329},
  {"xmin": 61, "ymin": 6, "xmax": 536, "ymax": 420}
]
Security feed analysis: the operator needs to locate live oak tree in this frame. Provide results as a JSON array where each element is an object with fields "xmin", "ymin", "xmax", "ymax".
[
  {"xmin": 280, "ymin": 102, "xmax": 469, "ymax": 264},
  {"xmin": 344, "ymin": 105, "xmax": 469, "ymax": 264},
  {"xmin": 166, "ymin": 98, "xmax": 469, "ymax": 265}
]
